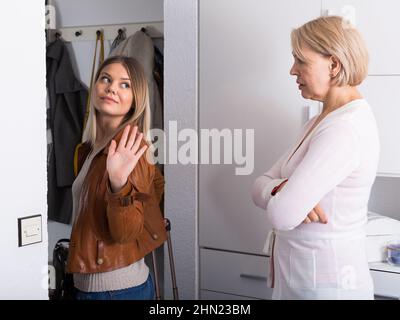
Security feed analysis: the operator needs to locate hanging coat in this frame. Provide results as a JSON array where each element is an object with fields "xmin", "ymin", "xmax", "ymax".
[
  {"xmin": 46, "ymin": 38, "xmax": 88, "ymax": 224},
  {"xmin": 109, "ymin": 30, "xmax": 163, "ymax": 132}
]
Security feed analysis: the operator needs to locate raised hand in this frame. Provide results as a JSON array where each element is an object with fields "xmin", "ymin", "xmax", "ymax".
[{"xmin": 106, "ymin": 125, "xmax": 148, "ymax": 193}]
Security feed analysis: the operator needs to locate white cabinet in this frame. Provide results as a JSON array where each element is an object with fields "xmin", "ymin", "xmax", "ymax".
[
  {"xmin": 370, "ymin": 262, "xmax": 400, "ymax": 299},
  {"xmin": 200, "ymin": 249, "xmax": 272, "ymax": 300},
  {"xmin": 359, "ymin": 77, "xmax": 400, "ymax": 176},
  {"xmin": 322, "ymin": 0, "xmax": 400, "ymax": 75},
  {"xmin": 322, "ymin": 0, "xmax": 400, "ymax": 176},
  {"xmin": 199, "ymin": 0, "xmax": 321, "ymax": 254},
  {"xmin": 199, "ymin": 0, "xmax": 321, "ymax": 299},
  {"xmin": 321, "ymin": 1, "xmax": 400, "ymax": 176}
]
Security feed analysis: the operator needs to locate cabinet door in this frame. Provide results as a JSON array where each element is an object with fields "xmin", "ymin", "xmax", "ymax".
[
  {"xmin": 199, "ymin": 0, "xmax": 320, "ymax": 253},
  {"xmin": 322, "ymin": 0, "xmax": 400, "ymax": 75},
  {"xmin": 359, "ymin": 76, "xmax": 400, "ymax": 176},
  {"xmin": 200, "ymin": 249, "xmax": 272, "ymax": 300},
  {"xmin": 200, "ymin": 290, "xmax": 257, "ymax": 300},
  {"xmin": 370, "ymin": 269, "xmax": 400, "ymax": 299}
]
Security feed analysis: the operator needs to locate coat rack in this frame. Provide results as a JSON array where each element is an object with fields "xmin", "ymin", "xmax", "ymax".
[{"xmin": 48, "ymin": 21, "xmax": 164, "ymax": 42}]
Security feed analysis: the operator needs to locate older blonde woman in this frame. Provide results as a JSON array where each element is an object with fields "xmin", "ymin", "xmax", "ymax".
[{"xmin": 252, "ymin": 16, "xmax": 379, "ymax": 299}]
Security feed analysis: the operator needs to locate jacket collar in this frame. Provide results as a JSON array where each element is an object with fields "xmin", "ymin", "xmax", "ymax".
[
  {"xmin": 101, "ymin": 127, "xmax": 125, "ymax": 155},
  {"xmin": 90, "ymin": 124, "xmax": 147, "ymax": 156},
  {"xmin": 100, "ymin": 124, "xmax": 135, "ymax": 155}
]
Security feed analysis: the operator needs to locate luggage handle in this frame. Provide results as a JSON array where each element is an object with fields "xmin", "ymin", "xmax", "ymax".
[{"xmin": 152, "ymin": 218, "xmax": 179, "ymax": 300}]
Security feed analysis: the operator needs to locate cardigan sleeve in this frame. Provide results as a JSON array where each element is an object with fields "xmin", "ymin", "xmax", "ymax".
[
  {"xmin": 252, "ymin": 116, "xmax": 318, "ymax": 210},
  {"xmin": 265, "ymin": 119, "xmax": 360, "ymax": 231},
  {"xmin": 251, "ymin": 151, "xmax": 289, "ymax": 210}
]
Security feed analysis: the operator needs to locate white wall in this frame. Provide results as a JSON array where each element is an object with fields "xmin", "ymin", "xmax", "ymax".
[
  {"xmin": 52, "ymin": 0, "xmax": 163, "ymax": 86},
  {"xmin": 54, "ymin": 0, "xmax": 163, "ymax": 27},
  {"xmin": 164, "ymin": 0, "xmax": 198, "ymax": 300},
  {"xmin": 0, "ymin": 1, "xmax": 47, "ymax": 299},
  {"xmin": 369, "ymin": 177, "xmax": 400, "ymax": 220},
  {"xmin": 47, "ymin": 0, "xmax": 164, "ymax": 259}
]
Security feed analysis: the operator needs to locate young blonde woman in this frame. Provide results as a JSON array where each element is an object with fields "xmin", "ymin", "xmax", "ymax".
[
  {"xmin": 252, "ymin": 16, "xmax": 380, "ymax": 299},
  {"xmin": 66, "ymin": 56, "xmax": 166, "ymax": 300}
]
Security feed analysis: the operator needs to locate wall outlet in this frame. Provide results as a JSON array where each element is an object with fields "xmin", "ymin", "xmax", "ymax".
[{"xmin": 18, "ymin": 215, "xmax": 42, "ymax": 247}]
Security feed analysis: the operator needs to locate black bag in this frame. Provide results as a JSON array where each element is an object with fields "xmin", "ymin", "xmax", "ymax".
[{"xmin": 50, "ymin": 238, "xmax": 75, "ymax": 300}]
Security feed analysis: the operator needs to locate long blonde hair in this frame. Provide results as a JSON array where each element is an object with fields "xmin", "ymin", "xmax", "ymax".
[{"xmin": 82, "ymin": 56, "xmax": 151, "ymax": 146}]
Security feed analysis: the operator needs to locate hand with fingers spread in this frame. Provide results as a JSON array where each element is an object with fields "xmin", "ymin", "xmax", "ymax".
[
  {"xmin": 107, "ymin": 125, "xmax": 148, "ymax": 193},
  {"xmin": 302, "ymin": 204, "xmax": 328, "ymax": 224}
]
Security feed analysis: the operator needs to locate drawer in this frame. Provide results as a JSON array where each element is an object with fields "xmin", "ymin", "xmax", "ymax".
[
  {"xmin": 370, "ymin": 270, "xmax": 400, "ymax": 299},
  {"xmin": 200, "ymin": 248, "xmax": 272, "ymax": 299},
  {"xmin": 200, "ymin": 290, "xmax": 257, "ymax": 300}
]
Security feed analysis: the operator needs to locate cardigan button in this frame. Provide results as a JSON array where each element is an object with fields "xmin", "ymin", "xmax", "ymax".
[{"xmin": 97, "ymin": 258, "xmax": 104, "ymax": 265}]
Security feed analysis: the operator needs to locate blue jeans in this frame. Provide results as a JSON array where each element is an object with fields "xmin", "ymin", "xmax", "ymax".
[{"xmin": 75, "ymin": 273, "xmax": 155, "ymax": 300}]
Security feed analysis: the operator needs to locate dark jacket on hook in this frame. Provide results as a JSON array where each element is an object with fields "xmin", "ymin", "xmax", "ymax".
[{"xmin": 46, "ymin": 39, "xmax": 88, "ymax": 224}]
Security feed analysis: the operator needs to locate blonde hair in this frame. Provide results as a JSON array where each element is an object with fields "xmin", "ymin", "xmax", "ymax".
[
  {"xmin": 82, "ymin": 56, "xmax": 151, "ymax": 146},
  {"xmin": 291, "ymin": 16, "xmax": 369, "ymax": 86}
]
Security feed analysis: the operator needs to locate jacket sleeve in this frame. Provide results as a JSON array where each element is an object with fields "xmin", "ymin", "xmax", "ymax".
[
  {"xmin": 265, "ymin": 119, "xmax": 360, "ymax": 231},
  {"xmin": 105, "ymin": 148, "xmax": 155, "ymax": 243},
  {"xmin": 153, "ymin": 166, "xmax": 165, "ymax": 204}
]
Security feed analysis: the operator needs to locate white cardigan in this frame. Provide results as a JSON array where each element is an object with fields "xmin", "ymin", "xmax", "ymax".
[{"xmin": 252, "ymin": 99, "xmax": 380, "ymax": 299}]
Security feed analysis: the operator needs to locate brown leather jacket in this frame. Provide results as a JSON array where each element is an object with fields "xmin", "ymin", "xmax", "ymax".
[{"xmin": 66, "ymin": 127, "xmax": 167, "ymax": 273}]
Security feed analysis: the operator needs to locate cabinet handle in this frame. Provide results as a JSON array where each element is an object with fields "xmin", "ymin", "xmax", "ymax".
[
  {"xmin": 374, "ymin": 294, "xmax": 400, "ymax": 300},
  {"xmin": 240, "ymin": 273, "xmax": 268, "ymax": 282}
]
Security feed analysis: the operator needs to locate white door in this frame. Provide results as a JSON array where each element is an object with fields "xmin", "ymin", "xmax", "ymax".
[
  {"xmin": 199, "ymin": 0, "xmax": 321, "ymax": 253},
  {"xmin": 0, "ymin": 0, "xmax": 48, "ymax": 298}
]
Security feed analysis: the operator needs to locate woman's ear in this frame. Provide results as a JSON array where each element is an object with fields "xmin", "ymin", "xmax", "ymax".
[{"xmin": 329, "ymin": 56, "xmax": 341, "ymax": 77}]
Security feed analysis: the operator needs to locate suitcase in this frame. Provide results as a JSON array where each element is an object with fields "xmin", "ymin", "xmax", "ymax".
[
  {"xmin": 50, "ymin": 238, "xmax": 75, "ymax": 300},
  {"xmin": 50, "ymin": 218, "xmax": 178, "ymax": 300}
]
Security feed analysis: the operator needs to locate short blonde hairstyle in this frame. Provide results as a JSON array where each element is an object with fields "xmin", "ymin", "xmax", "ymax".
[{"xmin": 291, "ymin": 16, "xmax": 369, "ymax": 86}]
